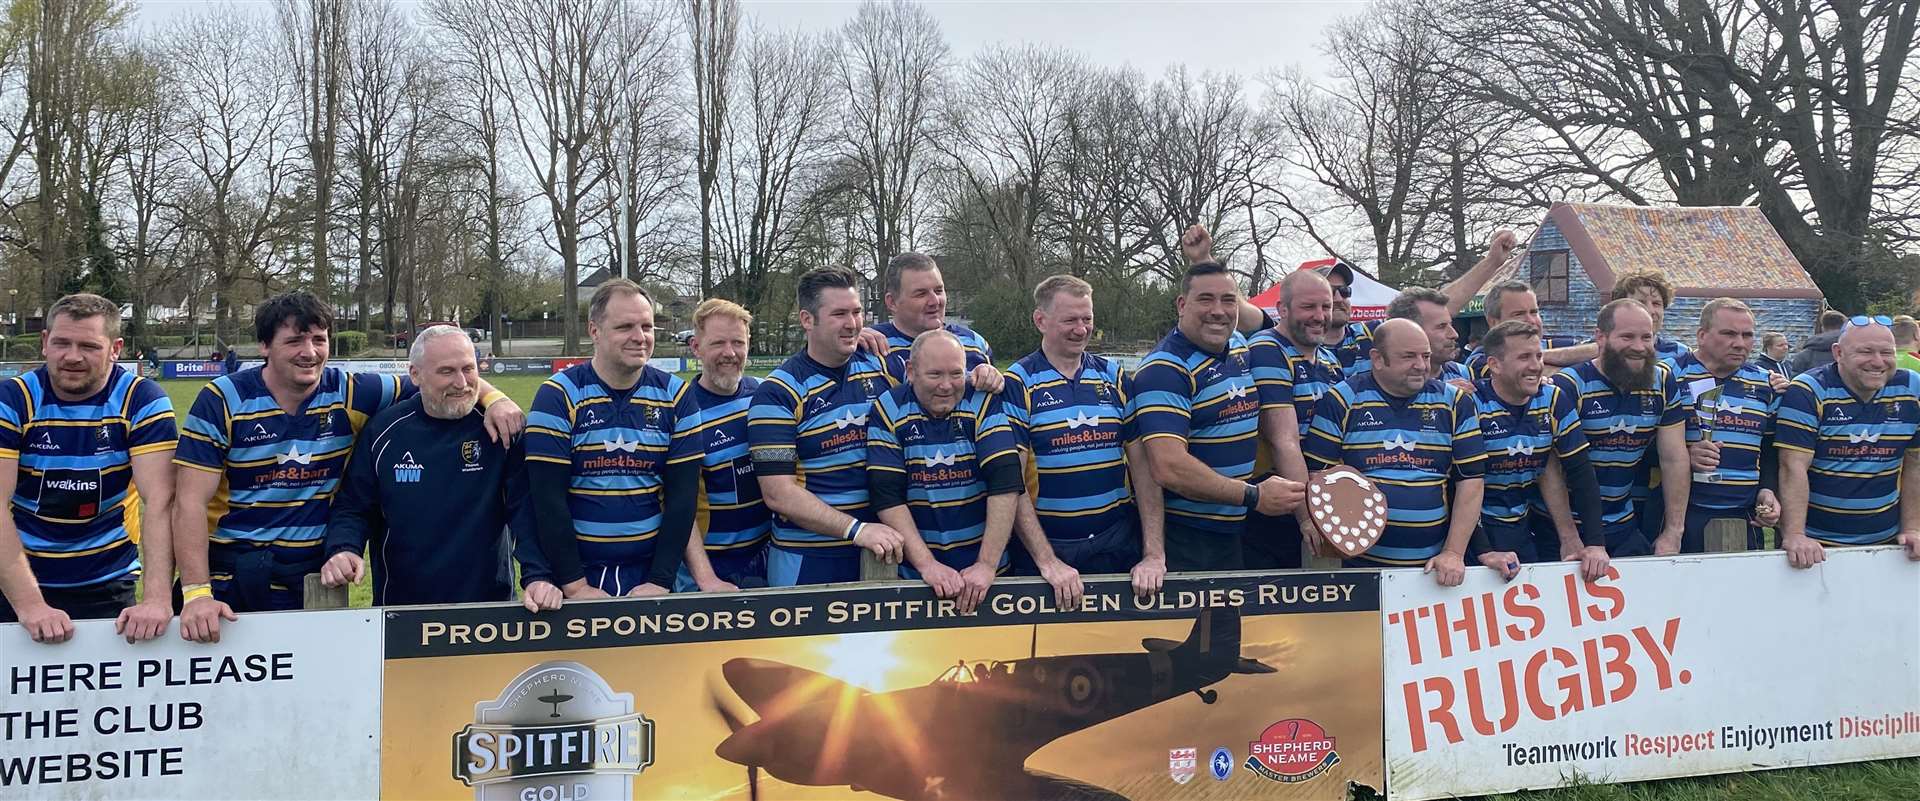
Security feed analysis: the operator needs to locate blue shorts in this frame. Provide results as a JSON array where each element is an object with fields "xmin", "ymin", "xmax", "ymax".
[
  {"xmin": 672, "ymin": 543, "xmax": 769, "ymax": 592},
  {"xmin": 899, "ymin": 542, "xmax": 1009, "ymax": 580},
  {"xmin": 766, "ymin": 546, "xmax": 860, "ymax": 587},
  {"xmin": 584, "ymin": 563, "xmax": 665, "ymax": 595}
]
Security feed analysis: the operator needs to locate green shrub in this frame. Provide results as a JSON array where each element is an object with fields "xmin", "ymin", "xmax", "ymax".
[
  {"xmin": 6, "ymin": 340, "xmax": 39, "ymax": 361},
  {"xmin": 334, "ymin": 330, "xmax": 369, "ymax": 356}
]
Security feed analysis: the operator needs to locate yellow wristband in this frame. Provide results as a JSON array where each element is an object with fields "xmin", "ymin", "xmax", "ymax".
[
  {"xmin": 182, "ymin": 584, "xmax": 214, "ymax": 604},
  {"xmin": 480, "ymin": 390, "xmax": 508, "ymax": 408}
]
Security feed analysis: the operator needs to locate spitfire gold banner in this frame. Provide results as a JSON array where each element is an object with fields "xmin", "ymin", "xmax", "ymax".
[{"xmin": 381, "ymin": 573, "xmax": 1384, "ymax": 800}]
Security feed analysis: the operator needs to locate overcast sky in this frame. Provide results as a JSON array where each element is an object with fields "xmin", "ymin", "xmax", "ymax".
[
  {"xmin": 746, "ymin": 1, "xmax": 1356, "ymax": 78},
  {"xmin": 137, "ymin": 0, "xmax": 1356, "ymax": 79}
]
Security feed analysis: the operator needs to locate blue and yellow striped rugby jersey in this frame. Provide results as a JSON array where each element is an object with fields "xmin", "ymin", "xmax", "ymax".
[
  {"xmin": 1248, "ymin": 327, "xmax": 1342, "ymax": 435},
  {"xmin": 525, "ymin": 361, "xmax": 704, "ymax": 570},
  {"xmin": 1471, "ymin": 379, "xmax": 1587, "ymax": 529},
  {"xmin": 1003, "ymin": 351, "xmax": 1132, "ymax": 541},
  {"xmin": 1464, "ymin": 335, "xmax": 1586, "ymax": 379},
  {"xmin": 1127, "ymin": 328, "xmax": 1261, "ymax": 532},
  {"xmin": 1344, "ymin": 320, "xmax": 1472, "ymax": 382},
  {"xmin": 1547, "ymin": 360, "xmax": 1687, "ymax": 530},
  {"xmin": 1332, "ymin": 321, "xmax": 1372, "ymax": 372},
  {"xmin": 1775, "ymin": 364, "xmax": 1920, "ymax": 545},
  {"xmin": 688, "ymin": 376, "xmax": 770, "ymax": 555},
  {"xmin": 874, "ymin": 321, "xmax": 992, "ymax": 384},
  {"xmin": 1305, "ymin": 373, "xmax": 1486, "ymax": 565},
  {"xmin": 0, "ymin": 366, "xmax": 175, "ymax": 588},
  {"xmin": 174, "ymin": 366, "xmax": 410, "ymax": 580},
  {"xmin": 866, "ymin": 384, "xmax": 1020, "ymax": 564},
  {"xmin": 747, "ymin": 351, "xmax": 895, "ymax": 551},
  {"xmin": 1668, "ymin": 354, "xmax": 1777, "ymax": 511}
]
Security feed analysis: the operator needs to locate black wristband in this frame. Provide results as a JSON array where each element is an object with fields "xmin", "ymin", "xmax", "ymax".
[{"xmin": 1243, "ymin": 481, "xmax": 1260, "ymax": 510}]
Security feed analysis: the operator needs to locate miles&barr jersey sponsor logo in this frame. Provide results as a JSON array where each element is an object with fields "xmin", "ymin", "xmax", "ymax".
[{"xmin": 453, "ymin": 661, "xmax": 654, "ymax": 800}]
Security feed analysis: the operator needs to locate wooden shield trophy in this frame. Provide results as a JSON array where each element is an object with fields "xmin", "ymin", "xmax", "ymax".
[{"xmin": 1305, "ymin": 467, "xmax": 1389, "ymax": 558}]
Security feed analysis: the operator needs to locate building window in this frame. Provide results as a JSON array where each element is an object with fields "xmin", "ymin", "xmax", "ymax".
[{"xmin": 1530, "ymin": 250, "xmax": 1570, "ymax": 304}]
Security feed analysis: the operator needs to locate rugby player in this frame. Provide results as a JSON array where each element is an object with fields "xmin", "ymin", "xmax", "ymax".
[
  {"xmin": 173, "ymin": 291, "xmax": 523, "ymax": 642},
  {"xmin": 1775, "ymin": 315, "xmax": 1920, "ymax": 568},
  {"xmin": 0, "ymin": 294, "xmax": 177, "ymax": 643},
  {"xmin": 1461, "ymin": 280, "xmax": 1590, "ymax": 378},
  {"xmin": 871, "ymin": 252, "xmax": 1001, "ymax": 393},
  {"xmin": 1130, "ymin": 261, "xmax": 1304, "ymax": 571},
  {"xmin": 749, "ymin": 268, "xmax": 907, "ymax": 585},
  {"xmin": 868, "ymin": 331, "xmax": 1021, "ymax": 613},
  {"xmin": 523, "ymin": 279, "xmax": 702, "ymax": 599},
  {"xmin": 1002, "ymin": 275, "xmax": 1160, "ymax": 603},
  {"xmin": 1670, "ymin": 299, "xmax": 1781, "ymax": 552},
  {"xmin": 1305, "ymin": 319, "xmax": 1486, "ymax": 586},
  {"xmin": 1547, "ymin": 299, "xmax": 1690, "ymax": 558},
  {"xmin": 676, "ymin": 299, "xmax": 771, "ymax": 592},
  {"xmin": 1244, "ymin": 268, "xmax": 1342, "ymax": 569}
]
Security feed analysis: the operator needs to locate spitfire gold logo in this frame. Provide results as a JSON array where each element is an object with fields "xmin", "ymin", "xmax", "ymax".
[{"xmin": 452, "ymin": 661, "xmax": 655, "ymax": 800}]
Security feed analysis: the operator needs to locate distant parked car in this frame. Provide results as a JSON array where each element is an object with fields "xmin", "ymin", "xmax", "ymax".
[{"xmin": 673, "ymin": 329, "xmax": 695, "ymax": 346}]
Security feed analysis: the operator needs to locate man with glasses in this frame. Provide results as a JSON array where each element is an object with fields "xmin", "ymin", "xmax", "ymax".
[{"xmin": 1775, "ymin": 314, "xmax": 1920, "ymax": 568}]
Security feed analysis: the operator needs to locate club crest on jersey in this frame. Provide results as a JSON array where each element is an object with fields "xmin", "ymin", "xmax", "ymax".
[{"xmin": 461, "ymin": 440, "xmax": 483, "ymax": 472}]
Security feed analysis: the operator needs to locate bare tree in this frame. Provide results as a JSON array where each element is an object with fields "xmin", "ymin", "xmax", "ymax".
[
  {"xmin": 838, "ymin": 0, "xmax": 947, "ymax": 284},
  {"xmin": 276, "ymin": 0, "xmax": 348, "ymax": 297},
  {"xmin": 714, "ymin": 25, "xmax": 840, "ymax": 321},
  {"xmin": 600, "ymin": 1, "xmax": 681, "ymax": 288},
  {"xmin": 486, "ymin": 0, "xmax": 625, "ymax": 354},
  {"xmin": 160, "ymin": 7, "xmax": 295, "ymax": 346},
  {"xmin": 1427, "ymin": 0, "xmax": 1920, "ymax": 309},
  {"xmin": 929, "ymin": 44, "xmax": 1082, "ymax": 292},
  {"xmin": 686, "ymin": 0, "xmax": 737, "ymax": 297}
]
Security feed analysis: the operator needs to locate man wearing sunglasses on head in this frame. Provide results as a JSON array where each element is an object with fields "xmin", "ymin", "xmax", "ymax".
[{"xmin": 1775, "ymin": 315, "xmax": 1920, "ymax": 568}]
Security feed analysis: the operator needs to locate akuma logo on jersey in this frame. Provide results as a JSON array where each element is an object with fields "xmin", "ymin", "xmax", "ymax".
[
  {"xmin": 394, "ymin": 451, "xmax": 425, "ymax": 483},
  {"xmin": 1245, "ymin": 718, "xmax": 1340, "ymax": 783},
  {"xmin": 453, "ymin": 661, "xmax": 653, "ymax": 800}
]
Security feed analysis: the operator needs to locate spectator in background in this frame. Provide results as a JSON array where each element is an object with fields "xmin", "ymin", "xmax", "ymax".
[
  {"xmin": 1786, "ymin": 310, "xmax": 1850, "ymax": 377},
  {"xmin": 1610, "ymin": 271, "xmax": 1689, "ymax": 363},
  {"xmin": 1755, "ymin": 332, "xmax": 1791, "ymax": 376},
  {"xmin": 1894, "ymin": 316, "xmax": 1920, "ymax": 375},
  {"xmin": 223, "ymin": 346, "xmax": 240, "ymax": 376}
]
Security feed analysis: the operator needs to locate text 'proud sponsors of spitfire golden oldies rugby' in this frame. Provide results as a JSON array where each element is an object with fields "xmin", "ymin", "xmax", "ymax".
[{"xmin": 381, "ymin": 574, "xmax": 1385, "ymax": 800}]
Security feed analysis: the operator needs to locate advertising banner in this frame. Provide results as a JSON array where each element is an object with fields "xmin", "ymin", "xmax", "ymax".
[
  {"xmin": 0, "ymin": 610, "xmax": 383, "ymax": 801},
  {"xmin": 1382, "ymin": 548, "xmax": 1920, "ymax": 799},
  {"xmin": 549, "ymin": 357, "xmax": 683, "ymax": 374},
  {"xmin": 381, "ymin": 573, "xmax": 1385, "ymax": 800},
  {"xmin": 485, "ymin": 358, "xmax": 555, "ymax": 375},
  {"xmin": 161, "ymin": 360, "xmax": 228, "ymax": 379}
]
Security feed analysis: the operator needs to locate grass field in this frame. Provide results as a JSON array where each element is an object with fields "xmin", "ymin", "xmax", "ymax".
[{"xmin": 147, "ymin": 375, "xmax": 1920, "ymax": 800}]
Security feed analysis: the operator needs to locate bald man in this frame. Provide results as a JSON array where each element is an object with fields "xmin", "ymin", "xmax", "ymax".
[
  {"xmin": 867, "ymin": 330, "xmax": 1022, "ymax": 613},
  {"xmin": 1244, "ymin": 269, "xmax": 1344, "ymax": 569},
  {"xmin": 1305, "ymin": 319, "xmax": 1486, "ymax": 586},
  {"xmin": 1775, "ymin": 317, "xmax": 1920, "ymax": 569}
]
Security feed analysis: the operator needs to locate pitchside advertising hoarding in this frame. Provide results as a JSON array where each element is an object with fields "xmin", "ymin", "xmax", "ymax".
[
  {"xmin": 0, "ymin": 609, "xmax": 382, "ymax": 801},
  {"xmin": 1382, "ymin": 547, "xmax": 1920, "ymax": 800},
  {"xmin": 380, "ymin": 573, "xmax": 1386, "ymax": 800}
]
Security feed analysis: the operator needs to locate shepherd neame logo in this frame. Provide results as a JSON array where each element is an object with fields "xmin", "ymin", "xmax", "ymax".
[{"xmin": 452, "ymin": 661, "xmax": 654, "ymax": 800}]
